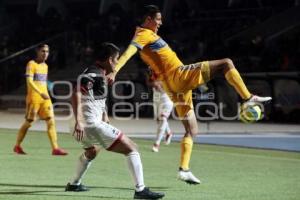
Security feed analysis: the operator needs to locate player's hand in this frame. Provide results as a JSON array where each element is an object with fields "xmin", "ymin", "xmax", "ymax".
[
  {"xmin": 73, "ymin": 122, "xmax": 85, "ymax": 142},
  {"xmin": 106, "ymin": 72, "xmax": 116, "ymax": 85},
  {"xmin": 153, "ymin": 81, "xmax": 164, "ymax": 92},
  {"xmin": 40, "ymin": 93, "xmax": 50, "ymax": 100}
]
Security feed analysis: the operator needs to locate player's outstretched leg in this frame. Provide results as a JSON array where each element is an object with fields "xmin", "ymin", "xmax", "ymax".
[
  {"xmin": 245, "ymin": 95, "xmax": 272, "ymax": 104},
  {"xmin": 109, "ymin": 134, "xmax": 165, "ymax": 199},
  {"xmin": 208, "ymin": 59, "xmax": 272, "ymax": 104}
]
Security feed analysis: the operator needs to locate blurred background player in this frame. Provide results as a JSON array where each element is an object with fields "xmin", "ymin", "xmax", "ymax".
[
  {"xmin": 147, "ymin": 68, "xmax": 173, "ymax": 153},
  {"xmin": 13, "ymin": 44, "xmax": 68, "ymax": 156},
  {"xmin": 107, "ymin": 5, "xmax": 272, "ymax": 184},
  {"xmin": 65, "ymin": 42, "xmax": 164, "ymax": 199}
]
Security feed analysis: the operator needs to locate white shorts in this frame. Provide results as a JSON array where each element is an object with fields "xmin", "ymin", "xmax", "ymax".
[
  {"xmin": 153, "ymin": 88, "xmax": 173, "ymax": 119},
  {"xmin": 81, "ymin": 121, "xmax": 123, "ymax": 150},
  {"xmin": 72, "ymin": 99, "xmax": 123, "ymax": 150}
]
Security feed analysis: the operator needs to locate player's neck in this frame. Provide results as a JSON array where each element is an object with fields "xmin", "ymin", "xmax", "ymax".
[
  {"xmin": 95, "ymin": 61, "xmax": 107, "ymax": 74},
  {"xmin": 140, "ymin": 24, "xmax": 156, "ymax": 33},
  {"xmin": 35, "ymin": 58, "xmax": 45, "ymax": 64}
]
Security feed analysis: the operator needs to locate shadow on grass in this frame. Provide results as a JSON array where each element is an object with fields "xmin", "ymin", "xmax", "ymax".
[
  {"xmin": 0, "ymin": 183, "xmax": 168, "ymax": 190},
  {"xmin": 0, "ymin": 183, "xmax": 131, "ymax": 190},
  {"xmin": 0, "ymin": 191, "xmax": 131, "ymax": 199},
  {"xmin": 0, "ymin": 182, "xmax": 168, "ymax": 199}
]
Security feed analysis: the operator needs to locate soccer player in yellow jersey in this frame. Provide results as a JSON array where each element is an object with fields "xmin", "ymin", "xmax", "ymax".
[
  {"xmin": 108, "ymin": 5, "xmax": 272, "ymax": 184},
  {"xmin": 13, "ymin": 44, "xmax": 68, "ymax": 156}
]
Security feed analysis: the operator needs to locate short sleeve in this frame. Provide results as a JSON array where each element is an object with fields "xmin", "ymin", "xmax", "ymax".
[{"xmin": 80, "ymin": 75, "xmax": 93, "ymax": 91}]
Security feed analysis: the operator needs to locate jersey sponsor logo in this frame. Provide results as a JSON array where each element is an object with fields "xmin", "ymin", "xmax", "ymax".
[
  {"xmin": 149, "ymin": 38, "xmax": 167, "ymax": 51},
  {"xmin": 33, "ymin": 73, "xmax": 47, "ymax": 81}
]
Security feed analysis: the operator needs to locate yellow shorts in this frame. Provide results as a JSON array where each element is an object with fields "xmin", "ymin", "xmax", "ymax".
[
  {"xmin": 162, "ymin": 61, "xmax": 210, "ymax": 118},
  {"xmin": 25, "ymin": 99, "xmax": 54, "ymax": 120}
]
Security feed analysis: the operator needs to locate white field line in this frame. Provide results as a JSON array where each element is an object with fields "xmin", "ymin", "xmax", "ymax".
[{"xmin": 127, "ymin": 134, "xmax": 300, "ymax": 138}]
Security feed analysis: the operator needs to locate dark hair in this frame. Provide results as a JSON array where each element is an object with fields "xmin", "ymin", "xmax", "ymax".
[
  {"xmin": 36, "ymin": 43, "xmax": 49, "ymax": 51},
  {"xmin": 96, "ymin": 42, "xmax": 120, "ymax": 61},
  {"xmin": 140, "ymin": 5, "xmax": 160, "ymax": 23}
]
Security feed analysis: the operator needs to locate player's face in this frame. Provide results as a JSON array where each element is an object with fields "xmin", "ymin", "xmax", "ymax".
[
  {"xmin": 148, "ymin": 12, "xmax": 162, "ymax": 33},
  {"xmin": 108, "ymin": 52, "xmax": 119, "ymax": 73},
  {"xmin": 37, "ymin": 46, "xmax": 49, "ymax": 62}
]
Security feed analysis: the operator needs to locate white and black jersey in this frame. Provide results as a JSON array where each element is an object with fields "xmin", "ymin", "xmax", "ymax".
[
  {"xmin": 79, "ymin": 66, "xmax": 107, "ymax": 101},
  {"xmin": 72, "ymin": 65, "xmax": 122, "ymax": 149},
  {"xmin": 78, "ymin": 66, "xmax": 107, "ymax": 123}
]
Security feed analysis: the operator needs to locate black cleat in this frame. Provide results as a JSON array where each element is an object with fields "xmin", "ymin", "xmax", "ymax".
[
  {"xmin": 134, "ymin": 187, "xmax": 165, "ymax": 199},
  {"xmin": 65, "ymin": 183, "xmax": 89, "ymax": 192}
]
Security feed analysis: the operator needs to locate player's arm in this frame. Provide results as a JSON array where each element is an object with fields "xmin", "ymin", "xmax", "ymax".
[
  {"xmin": 71, "ymin": 86, "xmax": 84, "ymax": 141},
  {"xmin": 71, "ymin": 88, "xmax": 83, "ymax": 123},
  {"xmin": 108, "ymin": 29, "xmax": 150, "ymax": 83},
  {"xmin": 102, "ymin": 110, "xmax": 109, "ymax": 124},
  {"xmin": 107, "ymin": 44, "xmax": 138, "ymax": 84},
  {"xmin": 114, "ymin": 44, "xmax": 138, "ymax": 73}
]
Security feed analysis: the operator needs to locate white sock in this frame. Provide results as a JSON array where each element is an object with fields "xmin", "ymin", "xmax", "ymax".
[
  {"xmin": 126, "ymin": 151, "xmax": 145, "ymax": 192},
  {"xmin": 70, "ymin": 153, "xmax": 92, "ymax": 185},
  {"xmin": 155, "ymin": 117, "xmax": 168, "ymax": 145}
]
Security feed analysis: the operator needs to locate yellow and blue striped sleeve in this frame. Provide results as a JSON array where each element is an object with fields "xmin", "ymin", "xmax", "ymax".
[{"xmin": 131, "ymin": 29, "xmax": 153, "ymax": 50}]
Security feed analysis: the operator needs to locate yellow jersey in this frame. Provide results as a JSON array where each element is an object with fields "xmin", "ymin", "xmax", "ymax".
[
  {"xmin": 131, "ymin": 27, "xmax": 183, "ymax": 79},
  {"xmin": 25, "ymin": 60, "xmax": 49, "ymax": 101}
]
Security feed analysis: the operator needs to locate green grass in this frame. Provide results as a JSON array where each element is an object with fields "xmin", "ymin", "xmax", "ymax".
[{"xmin": 0, "ymin": 128, "xmax": 300, "ymax": 200}]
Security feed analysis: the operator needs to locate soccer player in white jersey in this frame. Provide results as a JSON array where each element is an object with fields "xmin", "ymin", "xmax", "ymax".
[
  {"xmin": 147, "ymin": 69, "xmax": 173, "ymax": 152},
  {"xmin": 65, "ymin": 42, "xmax": 164, "ymax": 199}
]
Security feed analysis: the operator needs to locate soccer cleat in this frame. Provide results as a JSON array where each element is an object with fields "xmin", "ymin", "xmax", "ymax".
[
  {"xmin": 65, "ymin": 183, "xmax": 89, "ymax": 192},
  {"xmin": 177, "ymin": 169, "xmax": 201, "ymax": 185},
  {"xmin": 246, "ymin": 95, "xmax": 272, "ymax": 104},
  {"xmin": 52, "ymin": 148, "xmax": 68, "ymax": 156},
  {"xmin": 164, "ymin": 133, "xmax": 173, "ymax": 145},
  {"xmin": 13, "ymin": 145, "xmax": 27, "ymax": 155},
  {"xmin": 134, "ymin": 187, "xmax": 165, "ymax": 199},
  {"xmin": 152, "ymin": 144, "xmax": 159, "ymax": 153}
]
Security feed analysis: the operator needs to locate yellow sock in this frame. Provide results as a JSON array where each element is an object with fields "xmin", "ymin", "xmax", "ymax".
[
  {"xmin": 46, "ymin": 118, "xmax": 58, "ymax": 149},
  {"xmin": 180, "ymin": 136, "xmax": 193, "ymax": 170},
  {"xmin": 225, "ymin": 68, "xmax": 251, "ymax": 100},
  {"xmin": 16, "ymin": 120, "xmax": 32, "ymax": 146}
]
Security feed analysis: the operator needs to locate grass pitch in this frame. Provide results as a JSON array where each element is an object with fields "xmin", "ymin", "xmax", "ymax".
[{"xmin": 0, "ymin": 129, "xmax": 299, "ymax": 200}]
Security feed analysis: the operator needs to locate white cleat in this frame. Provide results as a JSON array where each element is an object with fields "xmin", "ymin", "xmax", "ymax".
[
  {"xmin": 152, "ymin": 144, "xmax": 159, "ymax": 153},
  {"xmin": 247, "ymin": 95, "xmax": 272, "ymax": 104},
  {"xmin": 177, "ymin": 170, "xmax": 201, "ymax": 185},
  {"xmin": 165, "ymin": 133, "xmax": 173, "ymax": 145}
]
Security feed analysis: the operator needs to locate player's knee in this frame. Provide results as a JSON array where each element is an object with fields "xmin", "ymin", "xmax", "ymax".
[
  {"xmin": 130, "ymin": 142, "xmax": 138, "ymax": 152},
  {"xmin": 158, "ymin": 115, "xmax": 167, "ymax": 122},
  {"xmin": 223, "ymin": 58, "xmax": 234, "ymax": 70},
  {"xmin": 127, "ymin": 151, "xmax": 140, "ymax": 158},
  {"xmin": 26, "ymin": 119, "xmax": 34, "ymax": 127},
  {"xmin": 84, "ymin": 146, "xmax": 99, "ymax": 160},
  {"xmin": 46, "ymin": 118, "xmax": 55, "ymax": 127},
  {"xmin": 190, "ymin": 129, "xmax": 198, "ymax": 137}
]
